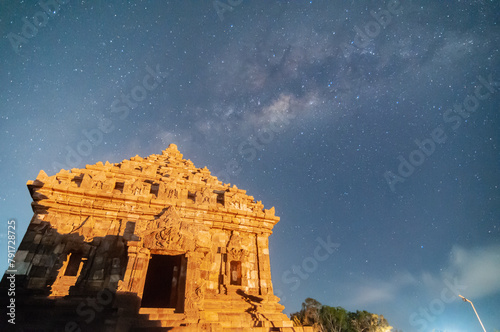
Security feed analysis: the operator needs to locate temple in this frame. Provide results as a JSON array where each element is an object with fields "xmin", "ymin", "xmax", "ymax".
[{"xmin": 1, "ymin": 144, "xmax": 310, "ymax": 331}]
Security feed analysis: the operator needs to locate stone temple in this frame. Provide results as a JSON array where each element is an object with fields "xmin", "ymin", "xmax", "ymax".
[{"xmin": 0, "ymin": 144, "xmax": 311, "ymax": 331}]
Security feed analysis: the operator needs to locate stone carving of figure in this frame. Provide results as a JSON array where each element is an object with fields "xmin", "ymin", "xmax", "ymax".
[
  {"xmin": 138, "ymin": 207, "xmax": 184, "ymax": 249},
  {"xmin": 166, "ymin": 188, "xmax": 179, "ymax": 199}
]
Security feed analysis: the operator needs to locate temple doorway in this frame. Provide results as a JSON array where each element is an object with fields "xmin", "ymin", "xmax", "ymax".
[{"xmin": 141, "ymin": 254, "xmax": 187, "ymax": 311}]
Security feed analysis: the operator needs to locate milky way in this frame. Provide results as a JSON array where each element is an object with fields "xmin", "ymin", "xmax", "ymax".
[{"xmin": 1, "ymin": 1, "xmax": 499, "ymax": 331}]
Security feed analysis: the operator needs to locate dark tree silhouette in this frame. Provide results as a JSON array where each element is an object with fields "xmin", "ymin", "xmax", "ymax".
[{"xmin": 291, "ymin": 298, "xmax": 393, "ymax": 332}]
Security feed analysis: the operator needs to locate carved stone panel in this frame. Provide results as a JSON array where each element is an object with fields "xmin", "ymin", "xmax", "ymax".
[{"xmin": 137, "ymin": 207, "xmax": 187, "ymax": 251}]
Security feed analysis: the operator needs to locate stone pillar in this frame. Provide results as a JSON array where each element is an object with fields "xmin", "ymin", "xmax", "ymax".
[
  {"xmin": 218, "ymin": 247, "xmax": 227, "ymax": 295},
  {"xmin": 184, "ymin": 251, "xmax": 205, "ymax": 320},
  {"xmin": 132, "ymin": 248, "xmax": 150, "ymax": 298},
  {"xmin": 256, "ymin": 235, "xmax": 272, "ymax": 295},
  {"xmin": 117, "ymin": 245, "xmax": 150, "ymax": 297},
  {"xmin": 117, "ymin": 246, "xmax": 137, "ymax": 293}
]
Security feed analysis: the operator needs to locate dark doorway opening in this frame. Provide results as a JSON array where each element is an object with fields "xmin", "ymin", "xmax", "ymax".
[{"xmin": 141, "ymin": 254, "xmax": 187, "ymax": 311}]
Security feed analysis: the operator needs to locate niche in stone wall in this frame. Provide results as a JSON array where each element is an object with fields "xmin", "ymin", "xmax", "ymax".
[
  {"xmin": 64, "ymin": 252, "xmax": 83, "ymax": 276},
  {"xmin": 49, "ymin": 252, "xmax": 87, "ymax": 297},
  {"xmin": 230, "ymin": 260, "xmax": 242, "ymax": 286}
]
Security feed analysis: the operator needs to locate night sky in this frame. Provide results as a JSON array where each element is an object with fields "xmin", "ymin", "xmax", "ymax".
[{"xmin": 1, "ymin": 1, "xmax": 499, "ymax": 331}]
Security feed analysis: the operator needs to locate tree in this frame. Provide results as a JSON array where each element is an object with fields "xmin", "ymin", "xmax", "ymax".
[
  {"xmin": 290, "ymin": 298, "xmax": 393, "ymax": 332},
  {"xmin": 290, "ymin": 298, "xmax": 323, "ymax": 331},
  {"xmin": 319, "ymin": 305, "xmax": 350, "ymax": 332},
  {"xmin": 349, "ymin": 310, "xmax": 392, "ymax": 332}
]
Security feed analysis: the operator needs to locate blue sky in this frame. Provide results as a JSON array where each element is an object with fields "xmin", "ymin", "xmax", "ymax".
[{"xmin": 1, "ymin": 1, "xmax": 499, "ymax": 331}]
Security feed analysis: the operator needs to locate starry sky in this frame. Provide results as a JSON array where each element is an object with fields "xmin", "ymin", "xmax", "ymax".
[{"xmin": 1, "ymin": 1, "xmax": 499, "ymax": 331}]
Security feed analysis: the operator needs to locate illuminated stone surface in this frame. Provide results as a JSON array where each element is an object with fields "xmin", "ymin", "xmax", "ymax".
[{"xmin": 1, "ymin": 144, "xmax": 311, "ymax": 331}]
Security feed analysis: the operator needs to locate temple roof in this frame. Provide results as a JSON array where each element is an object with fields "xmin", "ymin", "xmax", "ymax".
[{"xmin": 27, "ymin": 144, "xmax": 279, "ymax": 236}]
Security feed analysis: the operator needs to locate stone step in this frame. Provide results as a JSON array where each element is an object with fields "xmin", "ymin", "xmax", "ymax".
[
  {"xmin": 129, "ymin": 327, "xmax": 172, "ymax": 332},
  {"xmin": 136, "ymin": 319, "xmax": 184, "ymax": 327},
  {"xmin": 134, "ymin": 306, "xmax": 292, "ymax": 330},
  {"xmin": 139, "ymin": 312, "xmax": 185, "ymax": 320},
  {"xmin": 201, "ymin": 308, "xmax": 290, "ymax": 323},
  {"xmin": 220, "ymin": 328, "xmax": 280, "ymax": 332},
  {"xmin": 203, "ymin": 303, "xmax": 271, "ymax": 311},
  {"xmin": 204, "ymin": 299, "xmax": 283, "ymax": 309},
  {"xmin": 138, "ymin": 307, "xmax": 177, "ymax": 315},
  {"xmin": 137, "ymin": 307, "xmax": 185, "ymax": 321},
  {"xmin": 130, "ymin": 321, "xmax": 305, "ymax": 332}
]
